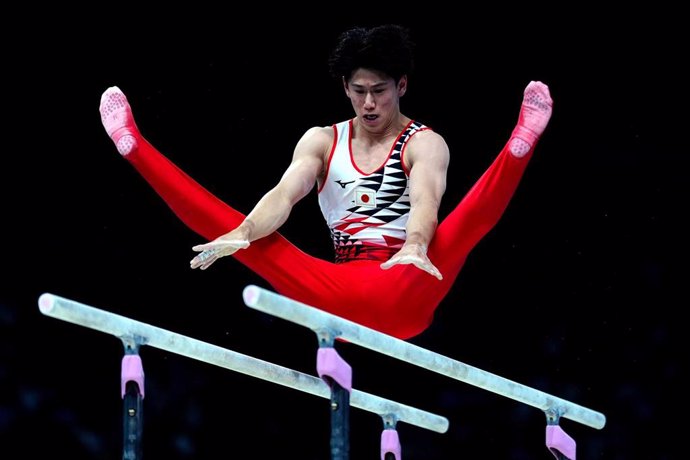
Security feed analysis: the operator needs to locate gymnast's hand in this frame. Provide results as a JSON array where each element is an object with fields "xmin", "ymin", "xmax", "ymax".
[
  {"xmin": 190, "ymin": 234, "xmax": 250, "ymax": 270},
  {"xmin": 380, "ymin": 243, "xmax": 443, "ymax": 280}
]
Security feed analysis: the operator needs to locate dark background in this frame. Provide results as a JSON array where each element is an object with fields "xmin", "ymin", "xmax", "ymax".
[{"xmin": 3, "ymin": 9, "xmax": 685, "ymax": 459}]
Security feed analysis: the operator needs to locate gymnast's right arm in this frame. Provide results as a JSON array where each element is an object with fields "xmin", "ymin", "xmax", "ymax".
[{"xmin": 189, "ymin": 127, "xmax": 331, "ymax": 270}]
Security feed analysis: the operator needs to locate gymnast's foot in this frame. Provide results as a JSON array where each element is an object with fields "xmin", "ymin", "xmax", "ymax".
[
  {"xmin": 509, "ymin": 81, "xmax": 553, "ymax": 158},
  {"xmin": 99, "ymin": 86, "xmax": 139, "ymax": 156}
]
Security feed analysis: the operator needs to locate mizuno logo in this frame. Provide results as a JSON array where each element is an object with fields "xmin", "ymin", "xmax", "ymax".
[{"xmin": 335, "ymin": 179, "xmax": 355, "ymax": 189}]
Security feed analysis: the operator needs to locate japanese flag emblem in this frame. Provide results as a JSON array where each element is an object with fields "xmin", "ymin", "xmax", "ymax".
[{"xmin": 355, "ymin": 188, "xmax": 376, "ymax": 208}]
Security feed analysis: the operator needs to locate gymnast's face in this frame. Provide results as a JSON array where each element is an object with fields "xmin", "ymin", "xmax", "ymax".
[{"xmin": 344, "ymin": 68, "xmax": 407, "ymax": 133}]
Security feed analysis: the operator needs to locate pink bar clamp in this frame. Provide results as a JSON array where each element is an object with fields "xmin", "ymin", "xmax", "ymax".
[
  {"xmin": 121, "ymin": 355, "xmax": 145, "ymax": 398},
  {"xmin": 546, "ymin": 424, "xmax": 576, "ymax": 459},
  {"xmin": 380, "ymin": 428, "xmax": 401, "ymax": 460},
  {"xmin": 316, "ymin": 348, "xmax": 352, "ymax": 391}
]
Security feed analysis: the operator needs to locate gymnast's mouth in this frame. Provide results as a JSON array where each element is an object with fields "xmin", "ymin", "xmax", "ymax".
[{"xmin": 363, "ymin": 114, "xmax": 378, "ymax": 121}]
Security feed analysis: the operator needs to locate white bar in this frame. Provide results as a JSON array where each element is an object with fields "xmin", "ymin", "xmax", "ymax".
[
  {"xmin": 242, "ymin": 285, "xmax": 607, "ymax": 430},
  {"xmin": 38, "ymin": 293, "xmax": 449, "ymax": 434}
]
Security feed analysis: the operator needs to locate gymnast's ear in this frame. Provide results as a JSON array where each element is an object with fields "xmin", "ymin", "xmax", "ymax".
[
  {"xmin": 397, "ymin": 75, "xmax": 408, "ymax": 97},
  {"xmin": 342, "ymin": 76, "xmax": 350, "ymax": 95}
]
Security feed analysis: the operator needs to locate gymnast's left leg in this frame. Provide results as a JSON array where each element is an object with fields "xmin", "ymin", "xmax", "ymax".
[
  {"xmin": 430, "ymin": 81, "xmax": 553, "ymax": 272},
  {"xmin": 380, "ymin": 80, "xmax": 555, "ymax": 336}
]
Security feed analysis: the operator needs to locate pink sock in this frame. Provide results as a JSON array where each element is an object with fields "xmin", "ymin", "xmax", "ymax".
[
  {"xmin": 99, "ymin": 86, "xmax": 139, "ymax": 156},
  {"xmin": 509, "ymin": 81, "xmax": 553, "ymax": 158}
]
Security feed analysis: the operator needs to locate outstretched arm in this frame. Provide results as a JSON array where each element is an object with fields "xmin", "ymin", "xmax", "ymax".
[
  {"xmin": 190, "ymin": 127, "xmax": 331, "ymax": 270},
  {"xmin": 380, "ymin": 130, "xmax": 449, "ymax": 280}
]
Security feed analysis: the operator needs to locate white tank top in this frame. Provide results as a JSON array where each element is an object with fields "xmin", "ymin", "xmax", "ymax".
[{"xmin": 318, "ymin": 119, "xmax": 429, "ymax": 263}]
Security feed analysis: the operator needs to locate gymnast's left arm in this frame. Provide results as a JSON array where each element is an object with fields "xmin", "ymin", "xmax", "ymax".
[{"xmin": 380, "ymin": 130, "xmax": 449, "ymax": 280}]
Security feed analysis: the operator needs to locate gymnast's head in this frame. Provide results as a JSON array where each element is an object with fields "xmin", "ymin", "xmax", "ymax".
[{"xmin": 328, "ymin": 24, "xmax": 415, "ymax": 89}]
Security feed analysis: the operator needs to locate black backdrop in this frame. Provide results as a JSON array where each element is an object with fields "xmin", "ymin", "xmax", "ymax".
[{"xmin": 2, "ymin": 9, "xmax": 685, "ymax": 459}]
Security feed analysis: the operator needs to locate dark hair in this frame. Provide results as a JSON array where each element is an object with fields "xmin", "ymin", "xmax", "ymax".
[{"xmin": 328, "ymin": 24, "xmax": 415, "ymax": 83}]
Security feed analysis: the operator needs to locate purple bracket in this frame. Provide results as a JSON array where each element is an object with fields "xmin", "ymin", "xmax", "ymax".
[
  {"xmin": 380, "ymin": 428, "xmax": 401, "ymax": 460},
  {"xmin": 546, "ymin": 424, "xmax": 576, "ymax": 459},
  {"xmin": 316, "ymin": 347, "xmax": 352, "ymax": 392},
  {"xmin": 121, "ymin": 354, "xmax": 145, "ymax": 398}
]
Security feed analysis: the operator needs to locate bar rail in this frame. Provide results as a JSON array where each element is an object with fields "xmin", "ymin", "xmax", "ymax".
[
  {"xmin": 242, "ymin": 284, "xmax": 606, "ymax": 430},
  {"xmin": 38, "ymin": 293, "xmax": 449, "ymax": 434}
]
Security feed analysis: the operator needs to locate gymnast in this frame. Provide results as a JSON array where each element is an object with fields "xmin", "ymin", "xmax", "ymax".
[{"xmin": 99, "ymin": 24, "xmax": 553, "ymax": 340}]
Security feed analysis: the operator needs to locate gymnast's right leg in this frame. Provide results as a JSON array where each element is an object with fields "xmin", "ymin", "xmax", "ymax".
[
  {"xmin": 99, "ymin": 86, "xmax": 243, "ymax": 241},
  {"xmin": 99, "ymin": 86, "xmax": 334, "ymax": 296}
]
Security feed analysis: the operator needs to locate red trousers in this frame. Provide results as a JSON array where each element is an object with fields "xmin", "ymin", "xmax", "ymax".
[{"xmin": 125, "ymin": 135, "xmax": 533, "ymax": 339}]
